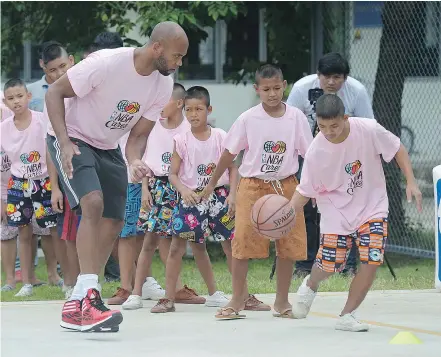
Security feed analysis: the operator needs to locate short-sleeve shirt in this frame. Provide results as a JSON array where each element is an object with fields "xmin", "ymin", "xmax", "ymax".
[
  {"xmin": 223, "ymin": 103, "xmax": 313, "ymax": 180},
  {"xmin": 46, "ymin": 47, "xmax": 173, "ymax": 150},
  {"xmin": 296, "ymin": 117, "xmax": 401, "ymax": 235},
  {"xmin": 174, "ymin": 128, "xmax": 230, "ymax": 191}
]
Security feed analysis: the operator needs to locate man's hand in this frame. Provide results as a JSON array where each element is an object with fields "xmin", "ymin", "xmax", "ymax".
[
  {"xmin": 200, "ymin": 182, "xmax": 216, "ymax": 201},
  {"xmin": 51, "ymin": 187, "xmax": 64, "ymax": 213},
  {"xmin": 142, "ymin": 186, "xmax": 153, "ymax": 210},
  {"xmin": 181, "ymin": 187, "xmax": 201, "ymax": 207},
  {"xmin": 60, "ymin": 140, "xmax": 81, "ymax": 179},
  {"xmin": 225, "ymin": 194, "xmax": 236, "ymax": 217},
  {"xmin": 1, "ymin": 201, "xmax": 7, "ymax": 224},
  {"xmin": 406, "ymin": 180, "xmax": 423, "ymax": 213},
  {"xmin": 129, "ymin": 159, "xmax": 149, "ymax": 183}
]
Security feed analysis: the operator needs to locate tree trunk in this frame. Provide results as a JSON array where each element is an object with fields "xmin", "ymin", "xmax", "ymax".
[{"xmin": 372, "ymin": 2, "xmax": 424, "ymax": 243}]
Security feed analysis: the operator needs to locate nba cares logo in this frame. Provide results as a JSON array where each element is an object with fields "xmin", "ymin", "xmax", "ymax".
[
  {"xmin": 117, "ymin": 100, "xmax": 140, "ymax": 114},
  {"xmin": 20, "ymin": 151, "xmax": 41, "ymax": 164},
  {"xmin": 197, "ymin": 163, "xmax": 216, "ymax": 176},
  {"xmin": 263, "ymin": 141, "xmax": 286, "ymax": 154},
  {"xmin": 345, "ymin": 160, "xmax": 362, "ymax": 176}
]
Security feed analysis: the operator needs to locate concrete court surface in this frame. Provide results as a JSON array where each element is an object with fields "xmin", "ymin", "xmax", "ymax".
[{"xmin": 1, "ymin": 290, "xmax": 440, "ymax": 357}]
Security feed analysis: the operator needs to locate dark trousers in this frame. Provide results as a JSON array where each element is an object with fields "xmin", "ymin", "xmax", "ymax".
[{"xmin": 295, "ymin": 200, "xmax": 358, "ymax": 272}]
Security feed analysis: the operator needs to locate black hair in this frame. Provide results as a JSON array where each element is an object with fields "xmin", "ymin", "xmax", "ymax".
[
  {"xmin": 315, "ymin": 94, "xmax": 345, "ymax": 119},
  {"xmin": 41, "ymin": 41, "xmax": 68, "ymax": 65},
  {"xmin": 317, "ymin": 52, "xmax": 350, "ymax": 77},
  {"xmin": 93, "ymin": 32, "xmax": 123, "ymax": 50},
  {"xmin": 185, "ymin": 86, "xmax": 210, "ymax": 107},
  {"xmin": 255, "ymin": 64, "xmax": 284, "ymax": 84},
  {"xmin": 4, "ymin": 78, "xmax": 27, "ymax": 93},
  {"xmin": 172, "ymin": 83, "xmax": 186, "ymax": 100}
]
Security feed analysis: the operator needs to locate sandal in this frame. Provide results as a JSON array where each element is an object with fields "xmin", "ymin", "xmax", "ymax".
[
  {"xmin": 215, "ymin": 306, "xmax": 246, "ymax": 320},
  {"xmin": 273, "ymin": 308, "xmax": 294, "ymax": 319},
  {"xmin": 151, "ymin": 298, "xmax": 176, "ymax": 313},
  {"xmin": 244, "ymin": 294, "xmax": 271, "ymax": 311}
]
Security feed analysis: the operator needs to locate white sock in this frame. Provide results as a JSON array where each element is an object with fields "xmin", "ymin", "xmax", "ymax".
[
  {"xmin": 68, "ymin": 275, "xmax": 84, "ymax": 301},
  {"xmin": 79, "ymin": 274, "xmax": 99, "ymax": 297}
]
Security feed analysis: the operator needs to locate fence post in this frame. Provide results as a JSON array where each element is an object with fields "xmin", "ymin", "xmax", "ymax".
[{"xmin": 433, "ymin": 165, "xmax": 441, "ymax": 292}]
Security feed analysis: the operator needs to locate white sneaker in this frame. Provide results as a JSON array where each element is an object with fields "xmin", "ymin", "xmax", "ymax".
[
  {"xmin": 122, "ymin": 295, "xmax": 143, "ymax": 310},
  {"xmin": 205, "ymin": 291, "xmax": 229, "ymax": 307},
  {"xmin": 64, "ymin": 286, "xmax": 74, "ymax": 300},
  {"xmin": 15, "ymin": 284, "xmax": 33, "ymax": 297},
  {"xmin": 335, "ymin": 313, "xmax": 369, "ymax": 332},
  {"xmin": 141, "ymin": 277, "xmax": 165, "ymax": 300},
  {"xmin": 292, "ymin": 275, "xmax": 316, "ymax": 319}
]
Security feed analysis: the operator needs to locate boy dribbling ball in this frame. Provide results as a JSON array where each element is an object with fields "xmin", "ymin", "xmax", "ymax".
[{"xmin": 289, "ymin": 94, "xmax": 422, "ymax": 331}]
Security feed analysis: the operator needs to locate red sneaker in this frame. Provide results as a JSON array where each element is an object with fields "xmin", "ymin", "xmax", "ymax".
[
  {"xmin": 60, "ymin": 300, "xmax": 82, "ymax": 331},
  {"xmin": 81, "ymin": 288, "xmax": 123, "ymax": 332}
]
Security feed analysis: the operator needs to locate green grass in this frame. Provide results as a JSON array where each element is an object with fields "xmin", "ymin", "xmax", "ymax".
[{"xmin": 0, "ymin": 253, "xmax": 436, "ymax": 302}]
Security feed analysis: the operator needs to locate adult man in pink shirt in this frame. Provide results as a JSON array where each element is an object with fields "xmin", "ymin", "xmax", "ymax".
[
  {"xmin": 45, "ymin": 21, "xmax": 188, "ymax": 333},
  {"xmin": 289, "ymin": 94, "xmax": 422, "ymax": 332}
]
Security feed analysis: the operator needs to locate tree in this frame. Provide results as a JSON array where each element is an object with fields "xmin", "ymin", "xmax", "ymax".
[
  {"xmin": 372, "ymin": 2, "xmax": 425, "ymax": 242},
  {"xmin": 1, "ymin": 1, "xmax": 246, "ymax": 77}
]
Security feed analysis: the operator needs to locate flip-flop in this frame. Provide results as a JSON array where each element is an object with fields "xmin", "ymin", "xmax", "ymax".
[
  {"xmin": 215, "ymin": 307, "xmax": 246, "ymax": 320},
  {"xmin": 273, "ymin": 308, "xmax": 294, "ymax": 319}
]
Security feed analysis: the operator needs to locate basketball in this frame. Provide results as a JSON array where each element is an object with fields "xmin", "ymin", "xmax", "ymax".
[{"xmin": 251, "ymin": 194, "xmax": 296, "ymax": 239}]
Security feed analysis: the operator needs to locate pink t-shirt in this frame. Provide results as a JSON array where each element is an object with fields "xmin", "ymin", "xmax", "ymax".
[
  {"xmin": 174, "ymin": 128, "xmax": 230, "ymax": 190},
  {"xmin": 223, "ymin": 103, "xmax": 312, "ymax": 179},
  {"xmin": 46, "ymin": 47, "xmax": 173, "ymax": 150},
  {"xmin": 297, "ymin": 117, "xmax": 401, "ymax": 235},
  {"xmin": 0, "ymin": 111, "xmax": 49, "ymax": 180},
  {"xmin": 145, "ymin": 118, "xmax": 191, "ymax": 177},
  {"xmin": 1, "ymin": 149, "xmax": 12, "ymax": 199}
]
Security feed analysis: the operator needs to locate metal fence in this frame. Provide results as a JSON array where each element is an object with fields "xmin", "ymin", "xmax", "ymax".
[{"xmin": 316, "ymin": 1, "xmax": 441, "ymax": 258}]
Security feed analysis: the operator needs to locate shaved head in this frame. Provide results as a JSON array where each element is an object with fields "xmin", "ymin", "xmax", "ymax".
[
  {"xmin": 149, "ymin": 21, "xmax": 188, "ymax": 44},
  {"xmin": 148, "ymin": 21, "xmax": 189, "ymax": 76}
]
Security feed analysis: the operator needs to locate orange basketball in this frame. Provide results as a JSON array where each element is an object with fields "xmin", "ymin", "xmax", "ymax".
[{"xmin": 251, "ymin": 194, "xmax": 296, "ymax": 239}]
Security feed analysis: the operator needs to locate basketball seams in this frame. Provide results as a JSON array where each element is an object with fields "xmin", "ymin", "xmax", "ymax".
[
  {"xmin": 252, "ymin": 194, "xmax": 274, "ymax": 233},
  {"xmin": 259, "ymin": 198, "xmax": 291, "ymax": 225}
]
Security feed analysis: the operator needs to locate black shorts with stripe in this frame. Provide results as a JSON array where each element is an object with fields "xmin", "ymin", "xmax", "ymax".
[{"xmin": 47, "ymin": 135, "xmax": 128, "ymax": 220}]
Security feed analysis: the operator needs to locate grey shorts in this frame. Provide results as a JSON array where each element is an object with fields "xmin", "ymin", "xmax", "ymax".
[{"xmin": 47, "ymin": 135, "xmax": 128, "ymax": 220}]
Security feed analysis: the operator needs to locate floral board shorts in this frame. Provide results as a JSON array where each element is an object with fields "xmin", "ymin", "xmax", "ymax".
[
  {"xmin": 6, "ymin": 175, "xmax": 57, "ymax": 229},
  {"xmin": 172, "ymin": 186, "xmax": 235, "ymax": 244},
  {"xmin": 316, "ymin": 218, "xmax": 388, "ymax": 273},
  {"xmin": 138, "ymin": 176, "xmax": 179, "ymax": 237}
]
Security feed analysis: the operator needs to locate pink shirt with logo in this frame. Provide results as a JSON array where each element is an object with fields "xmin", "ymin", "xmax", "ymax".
[
  {"xmin": 46, "ymin": 47, "xmax": 173, "ymax": 150},
  {"xmin": 223, "ymin": 103, "xmax": 313, "ymax": 179},
  {"xmin": 297, "ymin": 117, "xmax": 401, "ymax": 235},
  {"xmin": 174, "ymin": 128, "xmax": 230, "ymax": 190},
  {"xmin": 0, "ymin": 111, "xmax": 49, "ymax": 180},
  {"xmin": 145, "ymin": 118, "xmax": 191, "ymax": 177},
  {"xmin": 0, "ymin": 104, "xmax": 13, "ymax": 198}
]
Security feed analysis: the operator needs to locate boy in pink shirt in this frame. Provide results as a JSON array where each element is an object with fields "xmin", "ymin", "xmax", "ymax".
[
  {"xmin": 1, "ymin": 79, "xmax": 59, "ymax": 296},
  {"xmin": 150, "ymin": 86, "xmax": 238, "ymax": 313},
  {"xmin": 123, "ymin": 83, "xmax": 205, "ymax": 310},
  {"xmin": 289, "ymin": 94, "xmax": 422, "ymax": 331},
  {"xmin": 45, "ymin": 22, "xmax": 188, "ymax": 332},
  {"xmin": 203, "ymin": 64, "xmax": 313, "ymax": 319}
]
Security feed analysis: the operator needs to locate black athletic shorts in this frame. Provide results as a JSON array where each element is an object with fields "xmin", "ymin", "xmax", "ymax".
[{"xmin": 47, "ymin": 135, "xmax": 128, "ymax": 220}]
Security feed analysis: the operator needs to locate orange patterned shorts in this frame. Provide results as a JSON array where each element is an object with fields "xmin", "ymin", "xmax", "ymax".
[
  {"xmin": 316, "ymin": 218, "xmax": 388, "ymax": 273},
  {"xmin": 232, "ymin": 176, "xmax": 307, "ymax": 260}
]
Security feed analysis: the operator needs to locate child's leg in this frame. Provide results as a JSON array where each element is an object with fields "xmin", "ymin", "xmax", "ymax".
[
  {"xmin": 117, "ymin": 236, "xmax": 137, "ymax": 292},
  {"xmin": 190, "ymin": 242, "xmax": 217, "ymax": 295},
  {"xmin": 50, "ymin": 226, "xmax": 68, "ymax": 283},
  {"xmin": 273, "ymin": 257, "xmax": 295, "ymax": 314},
  {"xmin": 221, "ymin": 240, "xmax": 232, "ymax": 273},
  {"xmin": 17, "ymin": 224, "xmax": 33, "ymax": 285},
  {"xmin": 40, "ymin": 234, "xmax": 61, "ymax": 284},
  {"xmin": 158, "ymin": 238, "xmax": 184, "ymax": 291},
  {"xmin": 132, "ymin": 232, "xmax": 159, "ymax": 296},
  {"xmin": 164, "ymin": 236, "xmax": 187, "ymax": 301},
  {"xmin": 340, "ymin": 264, "xmax": 377, "ymax": 315},
  {"xmin": 1, "ymin": 226, "xmax": 18, "ymax": 288}
]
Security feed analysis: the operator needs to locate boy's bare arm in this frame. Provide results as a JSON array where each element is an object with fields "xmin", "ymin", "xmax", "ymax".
[
  {"xmin": 394, "ymin": 143, "xmax": 422, "ymax": 212},
  {"xmin": 290, "ymin": 190, "xmax": 311, "ymax": 213},
  {"xmin": 46, "ymin": 146, "xmax": 63, "ymax": 213}
]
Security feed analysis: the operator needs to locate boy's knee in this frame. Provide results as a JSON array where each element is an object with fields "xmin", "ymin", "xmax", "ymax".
[{"xmin": 169, "ymin": 239, "xmax": 186, "ymax": 258}]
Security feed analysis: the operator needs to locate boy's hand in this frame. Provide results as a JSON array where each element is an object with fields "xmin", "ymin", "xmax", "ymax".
[
  {"xmin": 51, "ymin": 187, "xmax": 64, "ymax": 213},
  {"xmin": 225, "ymin": 194, "xmax": 236, "ymax": 217},
  {"xmin": 181, "ymin": 187, "xmax": 201, "ymax": 207},
  {"xmin": 142, "ymin": 187, "xmax": 153, "ymax": 210},
  {"xmin": 201, "ymin": 182, "xmax": 215, "ymax": 201},
  {"xmin": 406, "ymin": 180, "xmax": 423, "ymax": 212},
  {"xmin": 1, "ymin": 201, "xmax": 7, "ymax": 223}
]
